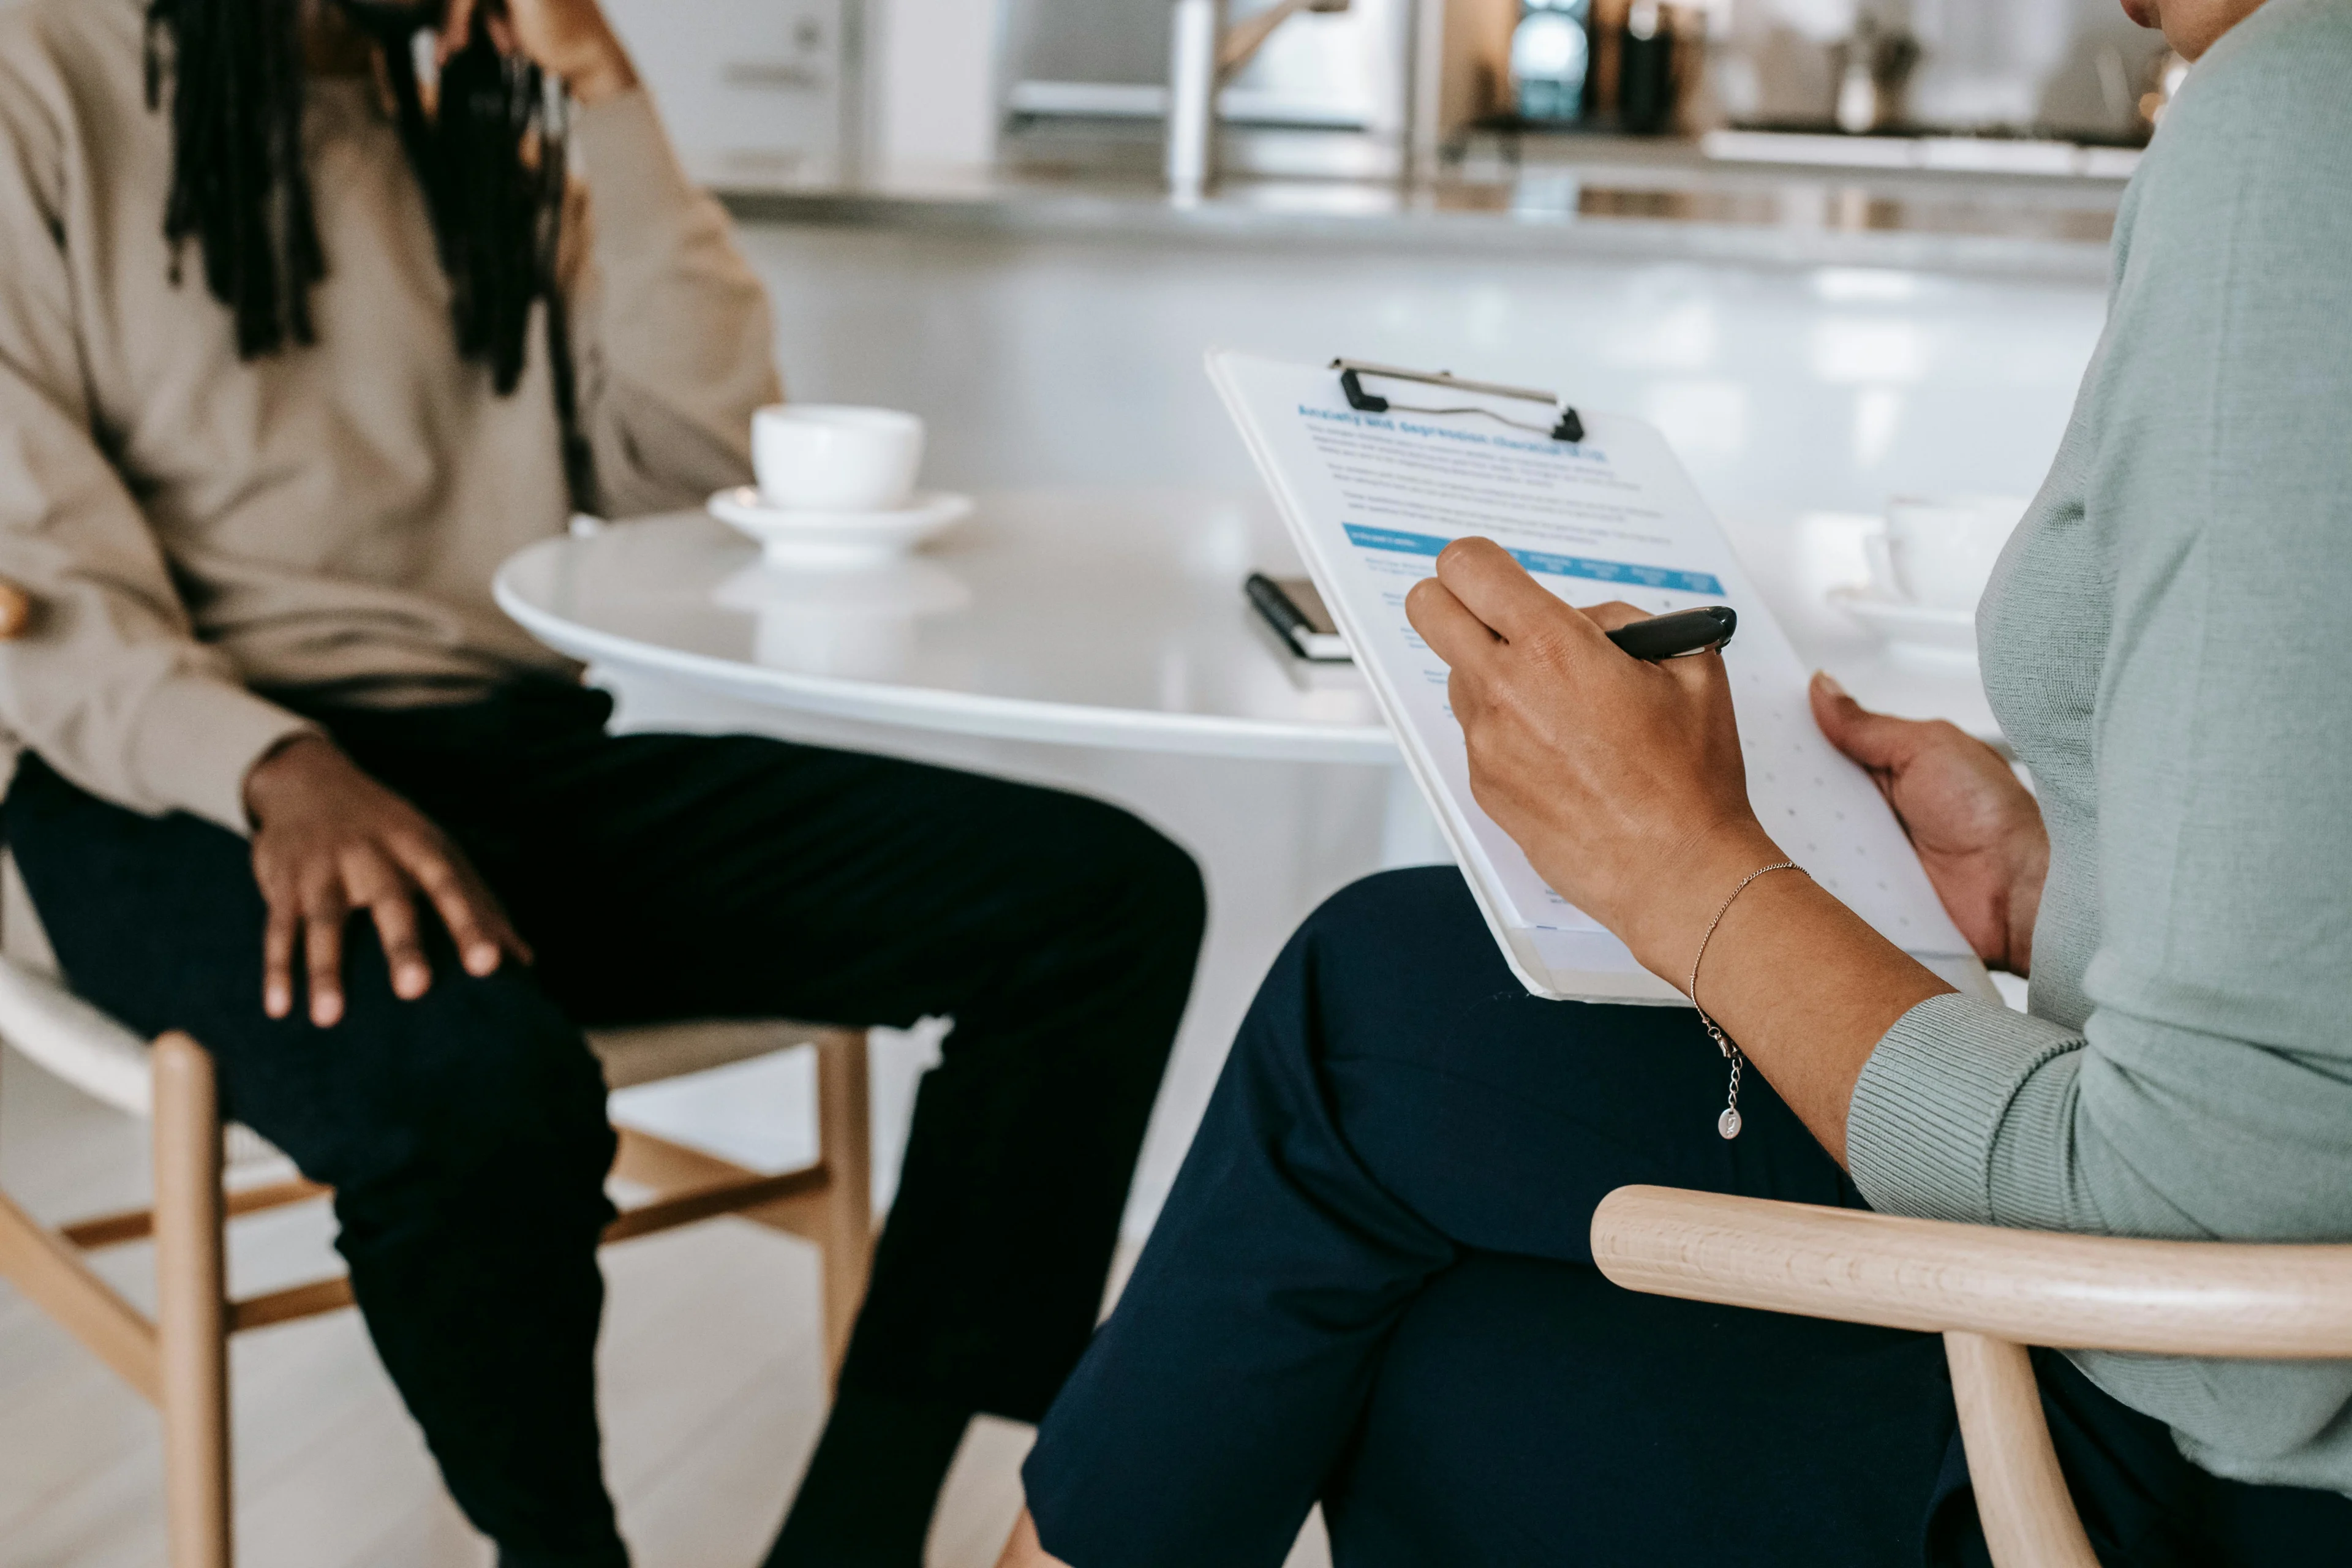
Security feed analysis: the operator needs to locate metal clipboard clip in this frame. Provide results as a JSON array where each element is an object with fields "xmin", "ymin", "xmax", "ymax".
[{"xmin": 1331, "ymin": 358, "xmax": 1585, "ymax": 445}]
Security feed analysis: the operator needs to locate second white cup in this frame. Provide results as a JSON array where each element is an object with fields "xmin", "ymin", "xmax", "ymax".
[
  {"xmin": 752, "ymin": 404, "xmax": 925, "ymax": 512},
  {"xmin": 1866, "ymin": 494, "xmax": 2028, "ymax": 612}
]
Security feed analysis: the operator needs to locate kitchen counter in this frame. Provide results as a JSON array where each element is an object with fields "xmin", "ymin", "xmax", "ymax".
[{"xmin": 712, "ymin": 136, "xmax": 2124, "ymax": 284}]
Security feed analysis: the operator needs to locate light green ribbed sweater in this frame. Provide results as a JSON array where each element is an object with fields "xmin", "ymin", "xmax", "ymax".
[{"xmin": 1845, "ymin": 0, "xmax": 2352, "ymax": 1496}]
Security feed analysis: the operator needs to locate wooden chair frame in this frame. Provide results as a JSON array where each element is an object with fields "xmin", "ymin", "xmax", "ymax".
[
  {"xmin": 0, "ymin": 1027, "xmax": 874, "ymax": 1568},
  {"xmin": 1591, "ymin": 1185, "xmax": 2352, "ymax": 1568}
]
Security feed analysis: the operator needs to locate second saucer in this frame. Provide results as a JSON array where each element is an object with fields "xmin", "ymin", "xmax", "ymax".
[{"xmin": 1829, "ymin": 584, "xmax": 1978, "ymax": 671}]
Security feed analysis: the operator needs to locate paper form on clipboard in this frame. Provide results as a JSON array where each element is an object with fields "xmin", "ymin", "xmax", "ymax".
[{"xmin": 1208, "ymin": 349, "xmax": 1990, "ymax": 1005}]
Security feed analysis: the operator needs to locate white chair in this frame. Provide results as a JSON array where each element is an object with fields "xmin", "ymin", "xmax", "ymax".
[
  {"xmin": 1591, "ymin": 1185, "xmax": 2352, "ymax": 1567},
  {"xmin": 0, "ymin": 892, "xmax": 874, "ymax": 1568}
]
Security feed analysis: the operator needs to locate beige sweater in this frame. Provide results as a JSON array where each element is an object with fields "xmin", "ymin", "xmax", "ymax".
[{"xmin": 0, "ymin": 0, "xmax": 782, "ymax": 834}]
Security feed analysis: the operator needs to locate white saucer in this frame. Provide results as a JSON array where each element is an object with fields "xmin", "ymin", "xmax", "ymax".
[
  {"xmin": 1829, "ymin": 584, "xmax": 1978, "ymax": 671},
  {"xmin": 709, "ymin": 488, "xmax": 973, "ymax": 567}
]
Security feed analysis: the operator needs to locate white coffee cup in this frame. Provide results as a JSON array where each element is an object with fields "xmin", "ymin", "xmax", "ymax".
[
  {"xmin": 752, "ymin": 404, "xmax": 925, "ymax": 512},
  {"xmin": 1865, "ymin": 494, "xmax": 2028, "ymax": 612}
]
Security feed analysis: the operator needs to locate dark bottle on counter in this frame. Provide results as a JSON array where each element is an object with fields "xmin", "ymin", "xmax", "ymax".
[{"xmin": 1617, "ymin": 0, "xmax": 1676, "ymax": 135}]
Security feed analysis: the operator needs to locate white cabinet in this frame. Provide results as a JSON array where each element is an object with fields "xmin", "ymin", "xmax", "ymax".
[{"xmin": 602, "ymin": 0, "xmax": 850, "ymax": 183}]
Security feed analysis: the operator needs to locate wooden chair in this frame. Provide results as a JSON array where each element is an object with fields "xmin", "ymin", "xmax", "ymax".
[
  {"xmin": 1590, "ymin": 1184, "xmax": 2352, "ymax": 1568},
  {"xmin": 0, "ymin": 556, "xmax": 876, "ymax": 1566}
]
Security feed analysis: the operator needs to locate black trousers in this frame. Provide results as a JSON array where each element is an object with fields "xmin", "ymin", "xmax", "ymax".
[
  {"xmin": 4, "ymin": 680, "xmax": 1204, "ymax": 1567},
  {"xmin": 1024, "ymin": 868, "xmax": 2352, "ymax": 1567}
]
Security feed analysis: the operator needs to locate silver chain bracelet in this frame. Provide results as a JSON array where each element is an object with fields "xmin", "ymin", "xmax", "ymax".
[{"xmin": 1686, "ymin": 860, "xmax": 1802, "ymax": 1140}]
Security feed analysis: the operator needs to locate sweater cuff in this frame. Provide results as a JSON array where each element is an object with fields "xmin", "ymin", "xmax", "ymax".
[
  {"xmin": 1846, "ymin": 992, "xmax": 2084, "ymax": 1226},
  {"xmin": 570, "ymin": 86, "xmax": 704, "ymax": 246},
  {"xmin": 127, "ymin": 674, "xmax": 318, "ymax": 835}
]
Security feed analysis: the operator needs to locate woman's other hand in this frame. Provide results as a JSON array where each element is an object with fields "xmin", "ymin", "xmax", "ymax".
[
  {"xmin": 1404, "ymin": 538, "xmax": 1784, "ymax": 980},
  {"xmin": 1809, "ymin": 673, "xmax": 2047, "ymax": 975},
  {"xmin": 440, "ymin": 0, "xmax": 640, "ymax": 105}
]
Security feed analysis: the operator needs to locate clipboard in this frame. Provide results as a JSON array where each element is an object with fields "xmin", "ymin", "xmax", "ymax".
[{"xmin": 1210, "ymin": 348, "xmax": 1994, "ymax": 1007}]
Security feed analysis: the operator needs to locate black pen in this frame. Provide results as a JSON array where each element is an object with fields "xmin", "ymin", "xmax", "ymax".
[{"xmin": 1606, "ymin": 605, "xmax": 1737, "ymax": 660}]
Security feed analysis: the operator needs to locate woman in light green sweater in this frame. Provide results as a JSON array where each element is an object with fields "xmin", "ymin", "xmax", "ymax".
[{"xmin": 997, "ymin": 0, "xmax": 2352, "ymax": 1563}]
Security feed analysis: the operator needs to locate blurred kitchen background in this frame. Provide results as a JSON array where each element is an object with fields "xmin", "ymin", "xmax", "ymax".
[
  {"xmin": 590, "ymin": 0, "xmax": 2169, "ymax": 530},
  {"xmin": 604, "ymin": 0, "xmax": 2181, "ymax": 184}
]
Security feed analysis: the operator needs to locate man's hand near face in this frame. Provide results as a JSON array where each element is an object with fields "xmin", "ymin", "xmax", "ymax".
[
  {"xmin": 2117, "ymin": 0, "xmax": 2271, "ymax": 60},
  {"xmin": 242, "ymin": 734, "xmax": 532, "ymax": 1027},
  {"xmin": 438, "ymin": 0, "xmax": 640, "ymax": 105}
]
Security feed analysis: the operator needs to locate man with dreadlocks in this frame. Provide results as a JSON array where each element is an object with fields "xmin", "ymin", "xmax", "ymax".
[{"xmin": 0, "ymin": 0, "xmax": 1205, "ymax": 1564}]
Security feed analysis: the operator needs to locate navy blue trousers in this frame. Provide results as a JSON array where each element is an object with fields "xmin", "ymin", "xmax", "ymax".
[
  {"xmin": 6, "ymin": 680, "xmax": 1204, "ymax": 1566},
  {"xmin": 1025, "ymin": 867, "xmax": 2352, "ymax": 1567}
]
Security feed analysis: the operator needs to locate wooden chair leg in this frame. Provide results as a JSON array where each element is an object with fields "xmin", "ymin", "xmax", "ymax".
[
  {"xmin": 153, "ymin": 1033, "xmax": 232, "ymax": 1568},
  {"xmin": 1944, "ymin": 1332, "xmax": 2099, "ymax": 1568},
  {"xmin": 0, "ymin": 1186, "xmax": 160, "ymax": 1401},
  {"xmin": 814, "ymin": 1030, "xmax": 874, "ymax": 1382}
]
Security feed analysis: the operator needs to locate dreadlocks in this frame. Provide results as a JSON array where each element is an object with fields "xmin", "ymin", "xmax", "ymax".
[
  {"xmin": 144, "ymin": 0, "xmax": 321, "ymax": 356},
  {"xmin": 143, "ymin": 0, "xmax": 596, "ymax": 510}
]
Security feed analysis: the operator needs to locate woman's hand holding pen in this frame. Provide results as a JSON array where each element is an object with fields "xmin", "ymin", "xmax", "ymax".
[
  {"xmin": 1403, "ymin": 537, "xmax": 1783, "ymax": 982},
  {"xmin": 1405, "ymin": 538, "xmax": 1956, "ymax": 1166}
]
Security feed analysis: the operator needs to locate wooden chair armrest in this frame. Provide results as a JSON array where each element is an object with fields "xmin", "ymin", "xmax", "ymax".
[{"xmin": 1591, "ymin": 1185, "xmax": 2352, "ymax": 1358}]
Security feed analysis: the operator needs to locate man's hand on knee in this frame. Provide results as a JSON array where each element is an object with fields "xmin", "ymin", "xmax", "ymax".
[{"xmin": 241, "ymin": 735, "xmax": 532, "ymax": 1027}]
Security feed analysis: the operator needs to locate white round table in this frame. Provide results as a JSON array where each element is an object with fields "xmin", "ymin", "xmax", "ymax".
[
  {"xmin": 494, "ymin": 491, "xmax": 1998, "ymax": 762},
  {"xmin": 494, "ymin": 491, "xmax": 1397, "ymax": 767}
]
